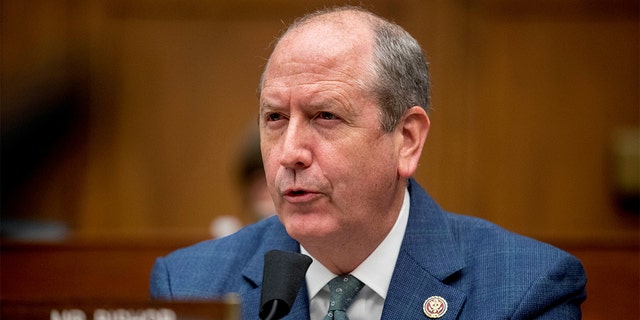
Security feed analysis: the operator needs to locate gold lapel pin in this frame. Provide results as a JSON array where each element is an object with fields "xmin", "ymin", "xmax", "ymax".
[{"xmin": 423, "ymin": 296, "xmax": 448, "ymax": 318}]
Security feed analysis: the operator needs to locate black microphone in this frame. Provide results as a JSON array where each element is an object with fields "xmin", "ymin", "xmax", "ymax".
[{"xmin": 259, "ymin": 250, "xmax": 313, "ymax": 320}]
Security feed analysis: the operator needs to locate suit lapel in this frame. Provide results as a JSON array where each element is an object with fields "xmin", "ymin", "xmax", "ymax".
[
  {"xmin": 383, "ymin": 253, "xmax": 466, "ymax": 319},
  {"xmin": 381, "ymin": 180, "xmax": 467, "ymax": 319}
]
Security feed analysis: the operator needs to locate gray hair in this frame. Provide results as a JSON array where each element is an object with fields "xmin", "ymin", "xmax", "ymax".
[
  {"xmin": 370, "ymin": 18, "xmax": 431, "ymax": 131},
  {"xmin": 259, "ymin": 6, "xmax": 431, "ymax": 132}
]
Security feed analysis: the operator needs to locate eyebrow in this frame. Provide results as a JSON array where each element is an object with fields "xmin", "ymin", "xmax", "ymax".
[{"xmin": 259, "ymin": 101, "xmax": 285, "ymax": 113}]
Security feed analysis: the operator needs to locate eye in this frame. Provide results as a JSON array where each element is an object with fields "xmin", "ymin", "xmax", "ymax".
[
  {"xmin": 266, "ymin": 112, "xmax": 286, "ymax": 122},
  {"xmin": 316, "ymin": 111, "xmax": 338, "ymax": 120}
]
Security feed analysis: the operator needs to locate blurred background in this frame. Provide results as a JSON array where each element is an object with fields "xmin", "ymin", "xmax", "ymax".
[{"xmin": 1, "ymin": 0, "xmax": 638, "ymax": 319}]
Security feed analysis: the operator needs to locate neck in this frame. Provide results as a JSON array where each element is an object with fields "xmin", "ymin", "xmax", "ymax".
[
  {"xmin": 302, "ymin": 188, "xmax": 406, "ymax": 275},
  {"xmin": 304, "ymin": 235, "xmax": 385, "ymax": 275}
]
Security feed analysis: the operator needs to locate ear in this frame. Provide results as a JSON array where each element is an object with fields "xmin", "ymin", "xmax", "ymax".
[{"xmin": 397, "ymin": 106, "xmax": 430, "ymax": 178}]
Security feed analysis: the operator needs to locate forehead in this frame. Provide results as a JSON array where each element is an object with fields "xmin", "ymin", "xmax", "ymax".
[{"xmin": 262, "ymin": 16, "xmax": 375, "ymax": 88}]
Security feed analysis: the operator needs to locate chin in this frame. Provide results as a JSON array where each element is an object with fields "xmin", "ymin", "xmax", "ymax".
[{"xmin": 282, "ymin": 213, "xmax": 338, "ymax": 243}]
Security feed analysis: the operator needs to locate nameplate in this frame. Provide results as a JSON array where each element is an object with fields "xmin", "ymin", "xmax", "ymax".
[{"xmin": 0, "ymin": 298, "xmax": 240, "ymax": 320}]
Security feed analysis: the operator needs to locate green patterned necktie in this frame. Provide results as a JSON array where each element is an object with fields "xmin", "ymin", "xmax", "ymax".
[{"xmin": 323, "ymin": 275, "xmax": 364, "ymax": 320}]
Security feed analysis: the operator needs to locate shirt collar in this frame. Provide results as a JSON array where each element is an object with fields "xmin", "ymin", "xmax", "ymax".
[{"xmin": 301, "ymin": 187, "xmax": 411, "ymax": 299}]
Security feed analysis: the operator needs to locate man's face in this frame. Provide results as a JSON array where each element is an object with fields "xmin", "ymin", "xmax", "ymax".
[{"xmin": 259, "ymin": 22, "xmax": 405, "ymax": 248}]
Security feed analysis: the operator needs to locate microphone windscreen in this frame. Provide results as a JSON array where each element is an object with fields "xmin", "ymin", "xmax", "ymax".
[{"xmin": 259, "ymin": 250, "xmax": 312, "ymax": 319}]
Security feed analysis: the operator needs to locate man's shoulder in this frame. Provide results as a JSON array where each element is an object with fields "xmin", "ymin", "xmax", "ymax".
[
  {"xmin": 444, "ymin": 212, "xmax": 586, "ymax": 317},
  {"xmin": 408, "ymin": 179, "xmax": 576, "ymax": 263},
  {"xmin": 445, "ymin": 212, "xmax": 585, "ymax": 295},
  {"xmin": 150, "ymin": 216, "xmax": 290, "ymax": 299},
  {"xmin": 446, "ymin": 212, "xmax": 573, "ymax": 261},
  {"xmin": 162, "ymin": 216, "xmax": 283, "ymax": 265}
]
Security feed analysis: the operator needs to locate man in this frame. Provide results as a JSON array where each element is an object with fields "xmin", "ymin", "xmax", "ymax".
[{"xmin": 151, "ymin": 6, "xmax": 586, "ymax": 319}]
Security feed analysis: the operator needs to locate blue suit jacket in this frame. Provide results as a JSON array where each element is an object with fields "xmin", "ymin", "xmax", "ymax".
[{"xmin": 150, "ymin": 179, "xmax": 586, "ymax": 319}]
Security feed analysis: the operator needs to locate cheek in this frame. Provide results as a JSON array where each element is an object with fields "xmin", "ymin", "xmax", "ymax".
[
  {"xmin": 321, "ymin": 142, "xmax": 396, "ymax": 197},
  {"xmin": 263, "ymin": 163, "xmax": 279, "ymax": 196},
  {"xmin": 338, "ymin": 137, "xmax": 396, "ymax": 172},
  {"xmin": 260, "ymin": 139, "xmax": 278, "ymax": 172},
  {"xmin": 260, "ymin": 148, "xmax": 279, "ymax": 194}
]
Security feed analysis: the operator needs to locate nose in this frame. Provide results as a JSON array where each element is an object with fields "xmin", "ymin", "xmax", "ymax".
[{"xmin": 279, "ymin": 119, "xmax": 313, "ymax": 170}]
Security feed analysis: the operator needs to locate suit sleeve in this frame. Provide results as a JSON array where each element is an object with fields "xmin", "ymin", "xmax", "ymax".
[
  {"xmin": 150, "ymin": 257, "xmax": 173, "ymax": 300},
  {"xmin": 511, "ymin": 254, "xmax": 587, "ymax": 319}
]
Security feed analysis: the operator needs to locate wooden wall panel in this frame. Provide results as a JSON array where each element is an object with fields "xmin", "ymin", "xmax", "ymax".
[
  {"xmin": 0, "ymin": 239, "xmax": 190, "ymax": 301},
  {"xmin": 75, "ymin": 0, "xmax": 423, "ymax": 237},
  {"xmin": 415, "ymin": 0, "xmax": 639, "ymax": 243},
  {"xmin": 78, "ymin": 13, "xmax": 284, "ymax": 236},
  {"xmin": 464, "ymin": 0, "xmax": 638, "ymax": 241},
  {"xmin": 4, "ymin": 0, "xmax": 636, "ymax": 242}
]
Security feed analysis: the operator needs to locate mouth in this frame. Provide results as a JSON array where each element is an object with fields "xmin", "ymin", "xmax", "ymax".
[
  {"xmin": 282, "ymin": 188, "xmax": 321, "ymax": 203},
  {"xmin": 287, "ymin": 189, "xmax": 309, "ymax": 196}
]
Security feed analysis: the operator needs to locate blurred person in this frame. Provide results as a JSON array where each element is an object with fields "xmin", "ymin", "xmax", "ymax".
[
  {"xmin": 210, "ymin": 127, "xmax": 276, "ymax": 238},
  {"xmin": 235, "ymin": 127, "xmax": 277, "ymax": 222},
  {"xmin": 152, "ymin": 6, "xmax": 586, "ymax": 319}
]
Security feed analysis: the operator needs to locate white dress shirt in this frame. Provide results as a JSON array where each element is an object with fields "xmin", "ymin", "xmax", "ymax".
[{"xmin": 301, "ymin": 188, "xmax": 410, "ymax": 320}]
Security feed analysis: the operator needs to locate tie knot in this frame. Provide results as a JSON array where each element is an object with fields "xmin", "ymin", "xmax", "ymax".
[{"xmin": 327, "ymin": 275, "xmax": 364, "ymax": 312}]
